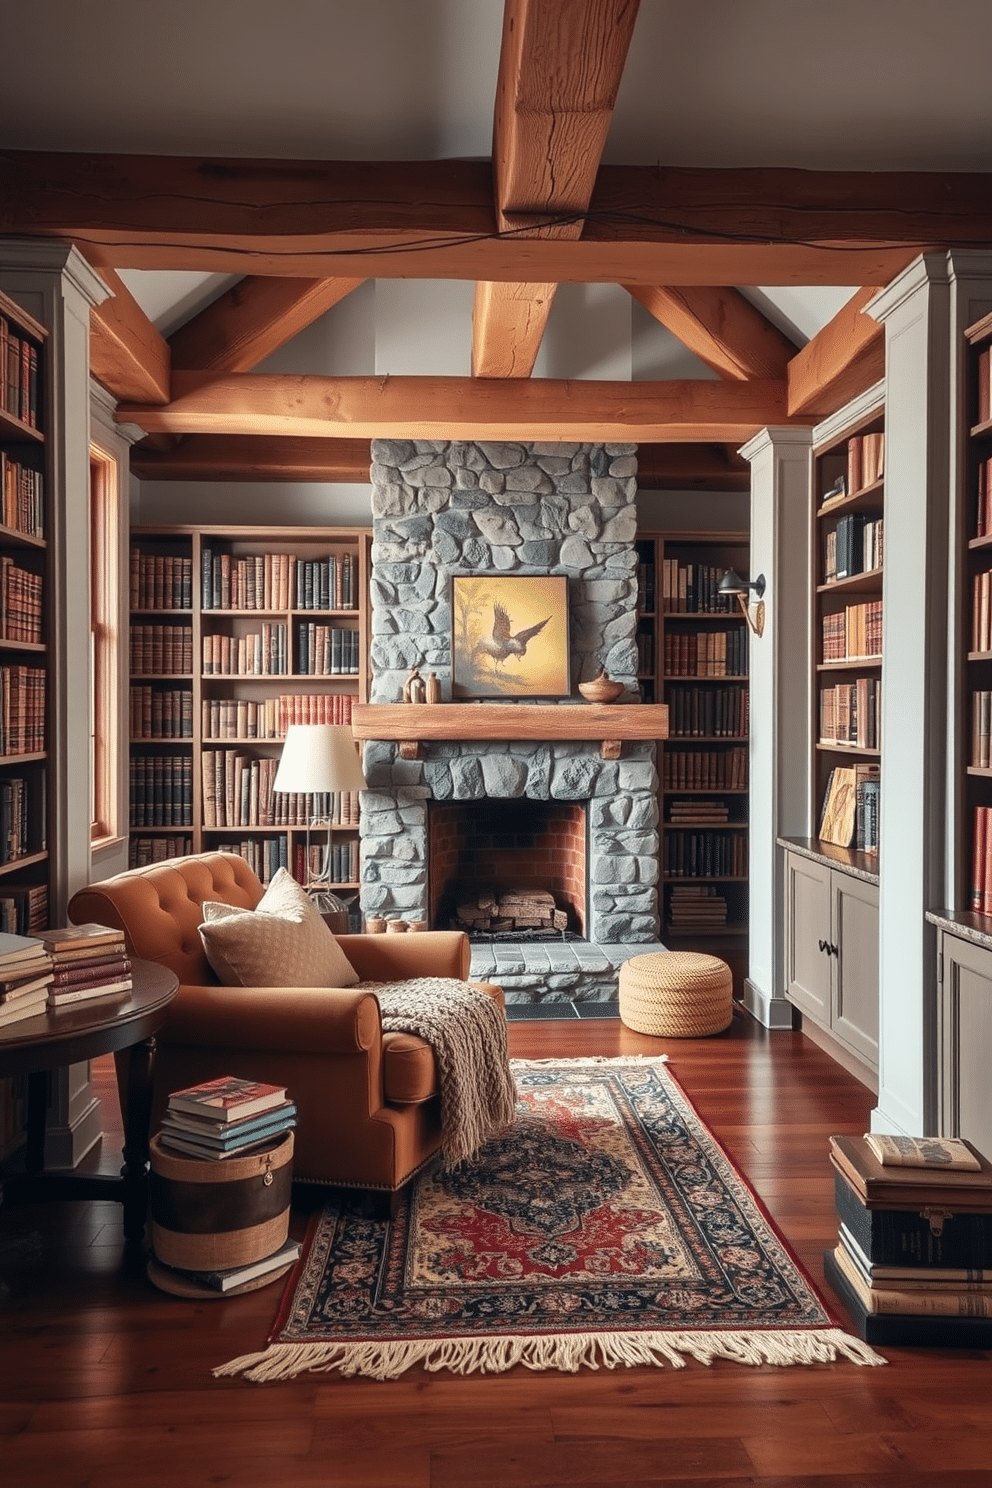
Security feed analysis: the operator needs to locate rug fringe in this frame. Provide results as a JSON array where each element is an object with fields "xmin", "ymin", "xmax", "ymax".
[{"xmin": 213, "ymin": 1327, "xmax": 885, "ymax": 1383}]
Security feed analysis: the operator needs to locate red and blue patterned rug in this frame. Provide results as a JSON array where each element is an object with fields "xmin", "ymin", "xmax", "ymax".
[{"xmin": 216, "ymin": 1056, "xmax": 885, "ymax": 1381}]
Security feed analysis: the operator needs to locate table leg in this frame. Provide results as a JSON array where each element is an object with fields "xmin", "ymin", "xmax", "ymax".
[
  {"xmin": 114, "ymin": 1035, "xmax": 156, "ymax": 1243},
  {"xmin": 25, "ymin": 1070, "xmax": 50, "ymax": 1173}
]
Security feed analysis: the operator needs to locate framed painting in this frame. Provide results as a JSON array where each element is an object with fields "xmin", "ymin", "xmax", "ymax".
[{"xmin": 451, "ymin": 575, "xmax": 570, "ymax": 699}]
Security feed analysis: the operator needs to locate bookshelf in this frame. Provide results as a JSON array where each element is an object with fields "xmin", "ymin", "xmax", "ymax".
[
  {"xmin": 963, "ymin": 312, "xmax": 992, "ymax": 920},
  {"xmin": 637, "ymin": 531, "xmax": 750, "ymax": 977},
  {"xmin": 0, "ymin": 286, "xmax": 49, "ymax": 946},
  {"xmin": 128, "ymin": 525, "xmax": 370, "ymax": 892}
]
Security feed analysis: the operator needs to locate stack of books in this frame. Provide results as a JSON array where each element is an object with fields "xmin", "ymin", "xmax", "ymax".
[
  {"xmin": 39, "ymin": 924, "xmax": 132, "ymax": 1010},
  {"xmin": 158, "ymin": 1074, "xmax": 297, "ymax": 1161},
  {"xmin": 825, "ymin": 1132, "xmax": 992, "ymax": 1346},
  {"xmin": 0, "ymin": 931, "xmax": 53, "ymax": 1027}
]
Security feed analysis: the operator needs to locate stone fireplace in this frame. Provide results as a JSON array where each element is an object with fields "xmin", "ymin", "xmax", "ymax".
[{"xmin": 359, "ymin": 439, "xmax": 664, "ymax": 1003}]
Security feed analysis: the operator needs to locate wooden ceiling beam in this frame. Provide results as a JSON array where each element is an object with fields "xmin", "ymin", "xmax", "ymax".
[
  {"xmin": 474, "ymin": 0, "xmax": 639, "ymax": 379},
  {"xmin": 130, "ymin": 434, "xmax": 371, "ymax": 482},
  {"xmin": 169, "ymin": 276, "xmax": 366, "ymax": 372},
  {"xmin": 85, "ymin": 259, "xmax": 170, "ymax": 404},
  {"xmin": 1, "ymin": 152, "xmax": 973, "ymax": 283},
  {"xmin": 117, "ymin": 371, "xmax": 801, "ymax": 444},
  {"xmin": 626, "ymin": 285, "xmax": 798, "ymax": 381},
  {"xmin": 787, "ymin": 286, "xmax": 886, "ymax": 417},
  {"xmin": 636, "ymin": 443, "xmax": 750, "ymax": 491}
]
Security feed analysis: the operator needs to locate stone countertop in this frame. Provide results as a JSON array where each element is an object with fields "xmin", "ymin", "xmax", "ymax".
[
  {"xmin": 777, "ymin": 836, "xmax": 880, "ymax": 886},
  {"xmin": 926, "ymin": 909, "xmax": 992, "ymax": 950}
]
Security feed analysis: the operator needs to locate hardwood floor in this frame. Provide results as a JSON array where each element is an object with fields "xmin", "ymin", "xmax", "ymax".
[{"xmin": 2, "ymin": 1010, "xmax": 990, "ymax": 1487}]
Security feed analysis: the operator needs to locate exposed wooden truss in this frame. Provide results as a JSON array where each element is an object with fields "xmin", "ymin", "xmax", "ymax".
[
  {"xmin": 169, "ymin": 276, "xmax": 366, "ymax": 372},
  {"xmin": 625, "ymin": 285, "xmax": 798, "ymax": 381},
  {"xmin": 787, "ymin": 285, "xmax": 886, "ymax": 417}
]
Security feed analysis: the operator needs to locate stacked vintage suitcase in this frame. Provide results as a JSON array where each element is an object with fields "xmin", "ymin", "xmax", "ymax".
[{"xmin": 825, "ymin": 1132, "xmax": 992, "ymax": 1346}]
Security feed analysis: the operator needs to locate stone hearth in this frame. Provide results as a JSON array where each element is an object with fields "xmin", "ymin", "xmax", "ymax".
[{"xmin": 359, "ymin": 439, "xmax": 665, "ymax": 1003}]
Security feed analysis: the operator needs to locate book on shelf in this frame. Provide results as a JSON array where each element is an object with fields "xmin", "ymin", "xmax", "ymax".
[
  {"xmin": 829, "ymin": 1133, "xmax": 992, "ymax": 1210},
  {"xmin": 863, "ymin": 1133, "xmax": 982, "ymax": 1172},
  {"xmin": 821, "ymin": 474, "xmax": 847, "ymax": 509},
  {"xmin": 167, "ymin": 1074, "xmax": 289, "ymax": 1122},
  {"xmin": 830, "ymin": 1237, "xmax": 992, "ymax": 1317},
  {"xmin": 833, "ymin": 1172, "xmax": 992, "ymax": 1270},
  {"xmin": 161, "ymin": 1236, "xmax": 302, "ymax": 1294},
  {"xmin": 972, "ymin": 690, "xmax": 992, "ymax": 767},
  {"xmin": 818, "ymin": 766, "xmax": 857, "ymax": 848}
]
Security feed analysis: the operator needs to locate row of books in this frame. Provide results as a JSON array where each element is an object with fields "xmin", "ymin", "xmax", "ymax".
[
  {"xmin": 663, "ymin": 629, "xmax": 747, "ymax": 678},
  {"xmin": 0, "ymin": 923, "xmax": 133, "ymax": 1029},
  {"xmin": 0, "ymin": 558, "xmax": 43, "ymax": 644},
  {"xmin": 0, "ymin": 453, "xmax": 44, "ymax": 539},
  {"xmin": 636, "ymin": 559, "xmax": 656, "ymax": 613},
  {"xmin": 201, "ymin": 550, "xmax": 358, "ymax": 613},
  {"xmin": 202, "ymin": 626, "xmax": 288, "ymax": 677},
  {"xmin": 977, "ymin": 344, "xmax": 992, "ymax": 427},
  {"xmin": 975, "ymin": 455, "xmax": 992, "ymax": 538},
  {"xmin": 0, "ymin": 315, "xmax": 40, "ymax": 429},
  {"xmin": 662, "ymin": 745, "xmax": 747, "ymax": 791},
  {"xmin": 663, "ymin": 830, "xmax": 747, "ymax": 880},
  {"xmin": 201, "ymin": 690, "xmax": 354, "ymax": 741},
  {"xmin": 296, "ymin": 623, "xmax": 361, "ymax": 676},
  {"xmin": 668, "ymin": 799, "xmax": 731, "ymax": 824},
  {"xmin": 823, "ymin": 514, "xmax": 883, "ymax": 583},
  {"xmin": 821, "ymin": 433, "xmax": 885, "ymax": 508},
  {"xmin": 0, "ymin": 882, "xmax": 47, "ymax": 936},
  {"xmin": 818, "ymin": 764, "xmax": 880, "ymax": 853},
  {"xmin": 666, "ymin": 884, "xmax": 729, "ymax": 929},
  {"xmin": 970, "ymin": 690, "xmax": 992, "ymax": 768},
  {"xmin": 296, "ymin": 839, "xmax": 359, "ymax": 886},
  {"xmin": 0, "ymin": 667, "xmax": 45, "ymax": 756},
  {"xmin": 201, "ymin": 749, "xmax": 362, "ymax": 830},
  {"xmin": 223, "ymin": 835, "xmax": 288, "ymax": 885},
  {"xmin": 970, "ymin": 568, "xmax": 992, "ymax": 654},
  {"xmin": 821, "ymin": 601, "xmax": 883, "ymax": 662},
  {"xmin": 634, "ymin": 630, "xmax": 654, "ymax": 675},
  {"xmin": 273, "ymin": 789, "xmax": 360, "ymax": 828},
  {"xmin": 660, "ymin": 562, "xmax": 737, "ymax": 614},
  {"xmin": 130, "ymin": 624, "xmax": 193, "ymax": 676},
  {"xmin": 819, "ymin": 678, "xmax": 882, "ymax": 751},
  {"xmin": 0, "ymin": 776, "xmax": 39, "ymax": 865},
  {"xmin": 129, "ymin": 550, "xmax": 193, "ymax": 611},
  {"xmin": 827, "ymin": 1133, "xmax": 992, "ymax": 1336},
  {"xmin": 129, "ymin": 756, "xmax": 193, "ymax": 828},
  {"xmin": 969, "ymin": 807, "xmax": 992, "ymax": 915},
  {"xmin": 666, "ymin": 685, "xmax": 749, "ymax": 740},
  {"xmin": 130, "ymin": 685, "xmax": 193, "ymax": 740},
  {"xmin": 128, "ymin": 834, "xmax": 193, "ymax": 868}
]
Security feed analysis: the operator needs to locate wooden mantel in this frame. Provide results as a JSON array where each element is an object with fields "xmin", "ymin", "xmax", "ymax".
[{"xmin": 351, "ymin": 702, "xmax": 669, "ymax": 761}]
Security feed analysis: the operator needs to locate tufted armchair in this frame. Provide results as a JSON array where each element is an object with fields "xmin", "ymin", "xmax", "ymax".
[{"xmin": 68, "ymin": 851, "xmax": 501, "ymax": 1197}]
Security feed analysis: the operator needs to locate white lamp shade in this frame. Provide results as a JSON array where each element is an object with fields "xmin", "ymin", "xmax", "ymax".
[{"xmin": 272, "ymin": 724, "xmax": 367, "ymax": 794}]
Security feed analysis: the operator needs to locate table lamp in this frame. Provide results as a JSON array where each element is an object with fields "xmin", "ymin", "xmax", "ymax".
[{"xmin": 272, "ymin": 723, "xmax": 366, "ymax": 911}]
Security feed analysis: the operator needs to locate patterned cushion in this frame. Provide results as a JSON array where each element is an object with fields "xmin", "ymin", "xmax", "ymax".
[{"xmin": 198, "ymin": 868, "xmax": 359, "ymax": 988}]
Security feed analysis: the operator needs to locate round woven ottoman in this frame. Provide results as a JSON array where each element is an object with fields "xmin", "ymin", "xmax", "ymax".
[{"xmin": 618, "ymin": 951, "xmax": 733, "ymax": 1037}]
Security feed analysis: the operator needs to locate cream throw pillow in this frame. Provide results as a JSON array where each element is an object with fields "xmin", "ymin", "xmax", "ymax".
[{"xmin": 199, "ymin": 868, "xmax": 359, "ymax": 988}]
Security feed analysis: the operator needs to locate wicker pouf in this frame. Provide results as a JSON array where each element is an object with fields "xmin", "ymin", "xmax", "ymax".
[{"xmin": 618, "ymin": 951, "xmax": 733, "ymax": 1037}]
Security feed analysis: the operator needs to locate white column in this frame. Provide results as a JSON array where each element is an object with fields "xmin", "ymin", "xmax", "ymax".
[
  {"xmin": 866, "ymin": 254, "xmax": 952, "ymax": 1137},
  {"xmin": 739, "ymin": 427, "xmax": 813, "ymax": 1028}
]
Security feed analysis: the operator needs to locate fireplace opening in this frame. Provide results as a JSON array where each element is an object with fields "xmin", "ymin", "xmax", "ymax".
[{"xmin": 428, "ymin": 798, "xmax": 587, "ymax": 940}]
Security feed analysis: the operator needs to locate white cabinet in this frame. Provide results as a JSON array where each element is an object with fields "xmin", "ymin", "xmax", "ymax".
[{"xmin": 784, "ymin": 844, "xmax": 879, "ymax": 1080}]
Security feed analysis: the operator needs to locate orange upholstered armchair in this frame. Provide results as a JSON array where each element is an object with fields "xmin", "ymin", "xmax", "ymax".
[{"xmin": 68, "ymin": 851, "xmax": 498, "ymax": 1196}]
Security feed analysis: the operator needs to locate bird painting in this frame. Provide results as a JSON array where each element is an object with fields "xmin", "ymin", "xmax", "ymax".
[
  {"xmin": 473, "ymin": 602, "xmax": 551, "ymax": 675},
  {"xmin": 452, "ymin": 575, "xmax": 569, "ymax": 697}
]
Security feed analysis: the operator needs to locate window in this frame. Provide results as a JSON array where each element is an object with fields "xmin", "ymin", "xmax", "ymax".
[{"xmin": 89, "ymin": 447, "xmax": 119, "ymax": 843}]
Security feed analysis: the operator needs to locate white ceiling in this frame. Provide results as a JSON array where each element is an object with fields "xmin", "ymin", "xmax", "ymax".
[{"xmin": 2, "ymin": 0, "xmax": 989, "ymax": 341}]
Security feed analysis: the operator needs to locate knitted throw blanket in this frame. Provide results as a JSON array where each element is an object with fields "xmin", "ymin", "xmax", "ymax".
[{"xmin": 361, "ymin": 977, "xmax": 518, "ymax": 1168}]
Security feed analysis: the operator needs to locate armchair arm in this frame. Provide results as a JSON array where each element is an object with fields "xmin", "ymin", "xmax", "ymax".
[
  {"xmin": 160, "ymin": 983, "xmax": 382, "ymax": 1055},
  {"xmin": 337, "ymin": 930, "xmax": 470, "ymax": 983}
]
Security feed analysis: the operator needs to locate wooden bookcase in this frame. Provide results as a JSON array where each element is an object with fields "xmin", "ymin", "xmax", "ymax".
[
  {"xmin": 962, "ymin": 312, "xmax": 992, "ymax": 921},
  {"xmin": 637, "ymin": 531, "xmax": 749, "ymax": 973},
  {"xmin": 0, "ymin": 287, "xmax": 49, "ymax": 943},
  {"xmin": 812, "ymin": 394, "xmax": 885, "ymax": 865},
  {"xmin": 128, "ymin": 525, "xmax": 370, "ymax": 891}
]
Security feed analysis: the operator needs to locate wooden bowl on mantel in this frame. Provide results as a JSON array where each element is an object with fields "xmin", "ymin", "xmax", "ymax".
[{"xmin": 578, "ymin": 669, "xmax": 624, "ymax": 704}]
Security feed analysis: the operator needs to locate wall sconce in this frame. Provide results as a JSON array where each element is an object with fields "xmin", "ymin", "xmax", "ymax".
[{"xmin": 718, "ymin": 569, "xmax": 766, "ymax": 637}]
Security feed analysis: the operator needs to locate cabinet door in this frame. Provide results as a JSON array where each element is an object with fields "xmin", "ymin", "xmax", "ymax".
[
  {"xmin": 831, "ymin": 872, "xmax": 879, "ymax": 1067},
  {"xmin": 939, "ymin": 932, "xmax": 992, "ymax": 1161},
  {"xmin": 784, "ymin": 852, "xmax": 832, "ymax": 1022}
]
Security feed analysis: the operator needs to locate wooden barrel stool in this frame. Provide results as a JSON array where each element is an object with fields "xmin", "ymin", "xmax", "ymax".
[{"xmin": 618, "ymin": 951, "xmax": 733, "ymax": 1037}]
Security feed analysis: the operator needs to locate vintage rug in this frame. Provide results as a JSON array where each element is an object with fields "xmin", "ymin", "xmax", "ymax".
[{"xmin": 215, "ymin": 1056, "xmax": 885, "ymax": 1381}]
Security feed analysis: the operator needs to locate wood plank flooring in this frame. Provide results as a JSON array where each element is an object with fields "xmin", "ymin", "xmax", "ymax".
[{"xmin": 2, "ymin": 1008, "xmax": 990, "ymax": 1487}]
